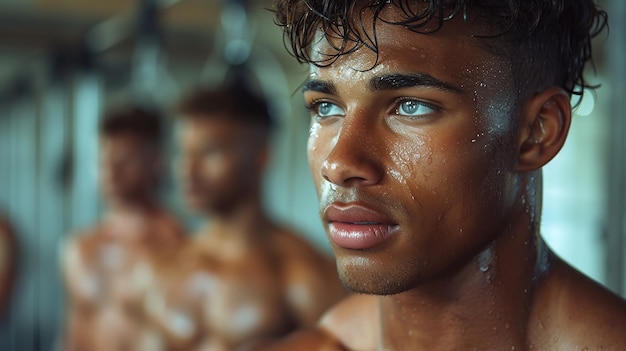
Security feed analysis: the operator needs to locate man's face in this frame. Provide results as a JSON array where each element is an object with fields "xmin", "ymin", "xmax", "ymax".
[
  {"xmin": 177, "ymin": 117, "xmax": 261, "ymax": 214},
  {"xmin": 304, "ymin": 13, "xmax": 524, "ymax": 294},
  {"xmin": 99, "ymin": 133, "xmax": 159, "ymax": 204}
]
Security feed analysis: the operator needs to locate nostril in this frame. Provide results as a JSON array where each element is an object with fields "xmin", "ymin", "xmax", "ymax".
[
  {"xmin": 321, "ymin": 157, "xmax": 383, "ymax": 187},
  {"xmin": 320, "ymin": 128, "xmax": 383, "ymax": 187}
]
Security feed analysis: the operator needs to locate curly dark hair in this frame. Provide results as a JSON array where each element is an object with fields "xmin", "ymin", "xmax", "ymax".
[
  {"xmin": 273, "ymin": 0, "xmax": 608, "ymax": 100},
  {"xmin": 100, "ymin": 106, "xmax": 163, "ymax": 146},
  {"xmin": 176, "ymin": 80, "xmax": 274, "ymax": 134}
]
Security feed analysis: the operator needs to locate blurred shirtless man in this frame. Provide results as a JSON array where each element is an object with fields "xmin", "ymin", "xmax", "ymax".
[
  {"xmin": 257, "ymin": 0, "xmax": 626, "ymax": 350},
  {"xmin": 63, "ymin": 106, "xmax": 185, "ymax": 351},
  {"xmin": 141, "ymin": 81, "xmax": 345, "ymax": 351}
]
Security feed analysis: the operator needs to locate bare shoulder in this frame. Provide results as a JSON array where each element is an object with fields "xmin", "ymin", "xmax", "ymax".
[
  {"xmin": 270, "ymin": 225, "xmax": 347, "ymax": 325},
  {"xmin": 61, "ymin": 227, "xmax": 103, "ymax": 302},
  {"xmin": 271, "ymin": 225, "xmax": 337, "ymax": 282},
  {"xmin": 271, "ymin": 225, "xmax": 327, "ymax": 259},
  {"xmin": 533, "ymin": 257, "xmax": 626, "ymax": 349},
  {"xmin": 318, "ymin": 294, "xmax": 378, "ymax": 351},
  {"xmin": 272, "ymin": 226, "xmax": 339, "ymax": 286},
  {"xmin": 246, "ymin": 328, "xmax": 349, "ymax": 351},
  {"xmin": 252, "ymin": 294, "xmax": 378, "ymax": 351},
  {"xmin": 62, "ymin": 227, "xmax": 101, "ymax": 266}
]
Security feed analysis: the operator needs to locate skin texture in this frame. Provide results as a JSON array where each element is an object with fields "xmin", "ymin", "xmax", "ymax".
[
  {"xmin": 256, "ymin": 7, "xmax": 626, "ymax": 351},
  {"xmin": 145, "ymin": 116, "xmax": 345, "ymax": 350},
  {"xmin": 63, "ymin": 132, "xmax": 186, "ymax": 351}
]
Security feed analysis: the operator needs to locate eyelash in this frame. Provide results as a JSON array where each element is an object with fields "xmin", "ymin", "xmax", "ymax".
[
  {"xmin": 304, "ymin": 99, "xmax": 343, "ymax": 119},
  {"xmin": 392, "ymin": 97, "xmax": 440, "ymax": 116},
  {"xmin": 303, "ymin": 99, "xmax": 321, "ymax": 112},
  {"xmin": 304, "ymin": 97, "xmax": 440, "ymax": 118}
]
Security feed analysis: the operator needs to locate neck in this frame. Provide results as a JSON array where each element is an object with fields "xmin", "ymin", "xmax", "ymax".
[
  {"xmin": 378, "ymin": 172, "xmax": 548, "ymax": 351},
  {"xmin": 107, "ymin": 197, "xmax": 160, "ymax": 218},
  {"xmin": 103, "ymin": 198, "xmax": 162, "ymax": 240},
  {"xmin": 107, "ymin": 192, "xmax": 158, "ymax": 213},
  {"xmin": 201, "ymin": 192, "xmax": 272, "ymax": 245}
]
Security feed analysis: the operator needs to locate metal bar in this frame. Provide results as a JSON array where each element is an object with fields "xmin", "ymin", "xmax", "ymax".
[{"xmin": 605, "ymin": 0, "xmax": 626, "ymax": 296}]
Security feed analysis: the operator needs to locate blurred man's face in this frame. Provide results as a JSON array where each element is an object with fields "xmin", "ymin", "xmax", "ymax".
[
  {"xmin": 99, "ymin": 133, "xmax": 159, "ymax": 205},
  {"xmin": 305, "ymin": 12, "xmax": 524, "ymax": 294},
  {"xmin": 177, "ymin": 117, "xmax": 261, "ymax": 214}
]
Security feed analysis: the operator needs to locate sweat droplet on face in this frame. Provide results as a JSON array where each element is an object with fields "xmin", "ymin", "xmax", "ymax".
[
  {"xmin": 477, "ymin": 245, "xmax": 494, "ymax": 274},
  {"xmin": 309, "ymin": 122, "xmax": 321, "ymax": 138}
]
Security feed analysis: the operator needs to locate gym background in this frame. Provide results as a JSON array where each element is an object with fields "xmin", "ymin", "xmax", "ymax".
[{"xmin": 0, "ymin": 0, "xmax": 624, "ymax": 350}]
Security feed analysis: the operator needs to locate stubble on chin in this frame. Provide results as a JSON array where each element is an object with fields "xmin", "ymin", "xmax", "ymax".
[{"xmin": 335, "ymin": 255, "xmax": 429, "ymax": 296}]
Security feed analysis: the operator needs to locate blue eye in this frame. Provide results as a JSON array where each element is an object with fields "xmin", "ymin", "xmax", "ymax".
[
  {"xmin": 315, "ymin": 101, "xmax": 345, "ymax": 117},
  {"xmin": 397, "ymin": 100, "xmax": 435, "ymax": 117}
]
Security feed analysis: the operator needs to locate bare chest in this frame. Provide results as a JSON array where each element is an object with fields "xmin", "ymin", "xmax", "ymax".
[
  {"xmin": 80, "ymin": 242, "xmax": 157, "ymax": 307},
  {"xmin": 150, "ymin": 252, "xmax": 293, "ymax": 348}
]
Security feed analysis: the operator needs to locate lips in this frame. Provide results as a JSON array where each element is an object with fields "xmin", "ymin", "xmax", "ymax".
[{"xmin": 324, "ymin": 204, "xmax": 399, "ymax": 250}]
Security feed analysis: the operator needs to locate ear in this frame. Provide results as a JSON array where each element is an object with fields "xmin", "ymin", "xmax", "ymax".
[{"xmin": 515, "ymin": 87, "xmax": 572, "ymax": 172}]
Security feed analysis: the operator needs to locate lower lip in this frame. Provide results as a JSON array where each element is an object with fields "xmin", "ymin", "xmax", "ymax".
[{"xmin": 328, "ymin": 222, "xmax": 398, "ymax": 250}]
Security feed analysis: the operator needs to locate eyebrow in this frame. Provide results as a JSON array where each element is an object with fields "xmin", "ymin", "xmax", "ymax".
[
  {"xmin": 302, "ymin": 80, "xmax": 338, "ymax": 95},
  {"xmin": 302, "ymin": 73, "xmax": 462, "ymax": 96},
  {"xmin": 368, "ymin": 73, "xmax": 462, "ymax": 93}
]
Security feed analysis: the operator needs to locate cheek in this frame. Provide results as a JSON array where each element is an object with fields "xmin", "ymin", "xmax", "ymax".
[
  {"xmin": 432, "ymin": 134, "xmax": 515, "ymax": 221},
  {"xmin": 307, "ymin": 122, "xmax": 331, "ymax": 191},
  {"xmin": 123, "ymin": 165, "xmax": 152, "ymax": 184},
  {"xmin": 388, "ymin": 126, "xmax": 512, "ymax": 211},
  {"xmin": 201, "ymin": 156, "xmax": 227, "ymax": 181},
  {"xmin": 386, "ymin": 133, "xmax": 432, "ymax": 187},
  {"xmin": 307, "ymin": 120, "xmax": 327, "ymax": 160},
  {"xmin": 306, "ymin": 149, "xmax": 324, "ymax": 197},
  {"xmin": 466, "ymin": 62, "xmax": 517, "ymax": 135},
  {"xmin": 199, "ymin": 152, "xmax": 244, "ymax": 186}
]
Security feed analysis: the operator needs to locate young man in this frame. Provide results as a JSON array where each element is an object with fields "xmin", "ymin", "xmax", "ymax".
[
  {"xmin": 148, "ymin": 82, "xmax": 345, "ymax": 350},
  {"xmin": 262, "ymin": 0, "xmax": 626, "ymax": 350},
  {"xmin": 62, "ymin": 107, "xmax": 185, "ymax": 351}
]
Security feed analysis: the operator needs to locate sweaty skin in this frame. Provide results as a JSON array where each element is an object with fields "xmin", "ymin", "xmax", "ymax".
[
  {"xmin": 63, "ymin": 132, "xmax": 186, "ymax": 351},
  {"xmin": 143, "ymin": 222, "xmax": 343, "ymax": 351},
  {"xmin": 64, "ymin": 211, "xmax": 185, "ymax": 351},
  {"xmin": 158, "ymin": 116, "xmax": 346, "ymax": 350},
  {"xmin": 259, "ymin": 8, "xmax": 626, "ymax": 351}
]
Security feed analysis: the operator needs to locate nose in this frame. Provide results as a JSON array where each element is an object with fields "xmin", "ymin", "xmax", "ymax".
[{"xmin": 320, "ymin": 122, "xmax": 384, "ymax": 187}]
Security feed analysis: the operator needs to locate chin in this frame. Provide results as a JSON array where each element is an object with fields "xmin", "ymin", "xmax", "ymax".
[
  {"xmin": 104, "ymin": 193, "xmax": 132, "ymax": 205},
  {"xmin": 336, "ymin": 258, "xmax": 422, "ymax": 296}
]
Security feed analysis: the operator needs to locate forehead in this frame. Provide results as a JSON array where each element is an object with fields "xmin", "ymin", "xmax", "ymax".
[
  {"xmin": 100, "ymin": 133, "xmax": 156, "ymax": 160},
  {"xmin": 178, "ymin": 115, "xmax": 251, "ymax": 141},
  {"xmin": 101, "ymin": 131, "xmax": 147, "ymax": 147},
  {"xmin": 308, "ymin": 7, "xmax": 510, "ymax": 87}
]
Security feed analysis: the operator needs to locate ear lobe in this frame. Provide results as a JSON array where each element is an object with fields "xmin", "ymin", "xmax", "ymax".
[{"xmin": 515, "ymin": 88, "xmax": 572, "ymax": 172}]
